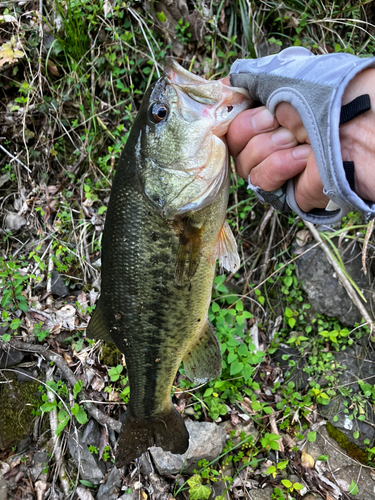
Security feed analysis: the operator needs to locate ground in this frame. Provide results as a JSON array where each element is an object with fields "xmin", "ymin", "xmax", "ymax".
[{"xmin": 1, "ymin": 1, "xmax": 375, "ymax": 499}]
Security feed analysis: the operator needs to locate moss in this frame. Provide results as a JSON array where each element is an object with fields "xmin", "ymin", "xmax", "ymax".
[
  {"xmin": 99, "ymin": 342, "xmax": 122, "ymax": 366},
  {"xmin": 0, "ymin": 373, "xmax": 40, "ymax": 450},
  {"xmin": 326, "ymin": 422, "xmax": 369, "ymax": 464}
]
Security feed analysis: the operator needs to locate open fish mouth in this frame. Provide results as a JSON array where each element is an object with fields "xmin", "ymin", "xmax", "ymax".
[{"xmin": 142, "ymin": 60, "xmax": 252, "ymax": 217}]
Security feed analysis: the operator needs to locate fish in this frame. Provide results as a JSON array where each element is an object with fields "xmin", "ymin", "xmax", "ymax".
[{"xmin": 86, "ymin": 60, "xmax": 251, "ymax": 467}]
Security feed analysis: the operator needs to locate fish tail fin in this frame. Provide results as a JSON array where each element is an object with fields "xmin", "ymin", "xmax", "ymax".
[{"xmin": 115, "ymin": 407, "xmax": 189, "ymax": 467}]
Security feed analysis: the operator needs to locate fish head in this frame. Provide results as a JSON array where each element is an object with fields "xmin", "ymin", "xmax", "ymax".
[{"xmin": 138, "ymin": 60, "xmax": 251, "ymax": 217}]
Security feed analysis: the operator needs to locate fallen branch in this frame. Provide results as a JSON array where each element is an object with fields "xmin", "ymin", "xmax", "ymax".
[
  {"xmin": 45, "ymin": 366, "xmax": 70, "ymax": 496},
  {"xmin": 1, "ymin": 339, "xmax": 122, "ymax": 433},
  {"xmin": 304, "ymin": 220, "xmax": 374, "ymax": 334}
]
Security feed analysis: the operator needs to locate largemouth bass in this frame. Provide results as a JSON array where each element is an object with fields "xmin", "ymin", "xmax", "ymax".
[{"xmin": 87, "ymin": 61, "xmax": 250, "ymax": 467}]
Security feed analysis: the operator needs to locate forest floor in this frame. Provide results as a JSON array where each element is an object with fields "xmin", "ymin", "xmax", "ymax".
[{"xmin": 1, "ymin": 1, "xmax": 375, "ymax": 499}]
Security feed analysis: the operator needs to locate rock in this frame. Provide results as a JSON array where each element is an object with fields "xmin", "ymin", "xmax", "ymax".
[
  {"xmin": 82, "ymin": 419, "xmax": 101, "ymax": 449},
  {"xmin": 51, "ymin": 271, "xmax": 69, "ymax": 297},
  {"xmin": 293, "ymin": 239, "xmax": 374, "ymax": 325},
  {"xmin": 0, "ymin": 372, "xmax": 39, "ymax": 450},
  {"xmin": 68, "ymin": 432, "xmax": 104, "ymax": 485},
  {"xmin": 118, "ymin": 492, "xmax": 139, "ymax": 500},
  {"xmin": 318, "ymin": 345, "xmax": 375, "ymax": 449},
  {"xmin": 0, "ymin": 338, "xmax": 25, "ymax": 368},
  {"xmin": 4, "ymin": 213, "xmax": 27, "ymax": 231},
  {"xmin": 272, "ymin": 344, "xmax": 310, "ymax": 390},
  {"xmin": 307, "ymin": 426, "xmax": 375, "ymax": 500},
  {"xmin": 150, "ymin": 421, "xmax": 227, "ymax": 475},
  {"xmin": 96, "ymin": 467, "xmax": 121, "ymax": 500},
  {"xmin": 0, "ymin": 469, "xmax": 7, "ymax": 500},
  {"xmin": 244, "ymin": 486, "xmax": 274, "ymax": 499}
]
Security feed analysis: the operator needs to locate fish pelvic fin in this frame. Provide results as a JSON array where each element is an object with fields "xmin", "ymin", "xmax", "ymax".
[
  {"xmin": 86, "ymin": 302, "xmax": 113, "ymax": 343},
  {"xmin": 175, "ymin": 218, "xmax": 204, "ymax": 286},
  {"xmin": 183, "ymin": 321, "xmax": 222, "ymax": 384},
  {"xmin": 217, "ymin": 220, "xmax": 240, "ymax": 274},
  {"xmin": 115, "ymin": 407, "xmax": 189, "ymax": 467}
]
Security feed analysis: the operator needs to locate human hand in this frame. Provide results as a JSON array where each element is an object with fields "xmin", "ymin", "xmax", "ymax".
[{"xmin": 225, "ymin": 68, "xmax": 375, "ymax": 212}]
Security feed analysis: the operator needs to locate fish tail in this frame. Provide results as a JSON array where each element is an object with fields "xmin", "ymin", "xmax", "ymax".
[{"xmin": 115, "ymin": 407, "xmax": 189, "ymax": 467}]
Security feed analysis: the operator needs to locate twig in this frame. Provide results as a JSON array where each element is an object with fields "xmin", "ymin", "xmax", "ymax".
[
  {"xmin": 304, "ymin": 220, "xmax": 374, "ymax": 334},
  {"xmin": 0, "ymin": 144, "xmax": 31, "ymax": 173},
  {"xmin": 45, "ymin": 366, "xmax": 70, "ymax": 496},
  {"xmin": 268, "ymin": 408, "xmax": 284, "ymax": 453},
  {"xmin": 259, "ymin": 209, "xmax": 276, "ymax": 284},
  {"xmin": 46, "ymin": 243, "xmax": 54, "ymax": 306},
  {"xmin": 1, "ymin": 339, "xmax": 122, "ymax": 433},
  {"xmin": 362, "ymin": 219, "xmax": 374, "ymax": 275}
]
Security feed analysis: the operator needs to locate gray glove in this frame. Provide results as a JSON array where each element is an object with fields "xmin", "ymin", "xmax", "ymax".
[{"xmin": 230, "ymin": 47, "xmax": 375, "ymax": 223}]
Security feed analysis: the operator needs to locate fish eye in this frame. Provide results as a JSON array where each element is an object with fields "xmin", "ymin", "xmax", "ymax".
[{"xmin": 151, "ymin": 103, "xmax": 169, "ymax": 123}]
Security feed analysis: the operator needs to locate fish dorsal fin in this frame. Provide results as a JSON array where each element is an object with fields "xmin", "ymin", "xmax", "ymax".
[
  {"xmin": 86, "ymin": 303, "xmax": 113, "ymax": 343},
  {"xmin": 183, "ymin": 321, "xmax": 222, "ymax": 384},
  {"xmin": 175, "ymin": 219, "xmax": 204, "ymax": 286},
  {"xmin": 217, "ymin": 221, "xmax": 240, "ymax": 274}
]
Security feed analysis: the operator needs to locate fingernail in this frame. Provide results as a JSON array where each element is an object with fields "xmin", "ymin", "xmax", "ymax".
[
  {"xmin": 292, "ymin": 144, "xmax": 312, "ymax": 159},
  {"xmin": 271, "ymin": 128, "xmax": 296, "ymax": 146},
  {"xmin": 251, "ymin": 109, "xmax": 275, "ymax": 132}
]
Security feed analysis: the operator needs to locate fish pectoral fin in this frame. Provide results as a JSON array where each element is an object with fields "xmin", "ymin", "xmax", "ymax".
[
  {"xmin": 86, "ymin": 303, "xmax": 113, "ymax": 343},
  {"xmin": 217, "ymin": 220, "xmax": 240, "ymax": 274},
  {"xmin": 183, "ymin": 321, "xmax": 222, "ymax": 384},
  {"xmin": 115, "ymin": 407, "xmax": 189, "ymax": 467},
  {"xmin": 175, "ymin": 219, "xmax": 204, "ymax": 286}
]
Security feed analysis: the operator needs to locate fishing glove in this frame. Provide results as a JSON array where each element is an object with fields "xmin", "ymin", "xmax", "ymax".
[{"xmin": 229, "ymin": 47, "xmax": 375, "ymax": 224}]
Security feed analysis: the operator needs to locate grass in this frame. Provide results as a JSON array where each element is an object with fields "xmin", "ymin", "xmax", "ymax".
[{"xmin": 1, "ymin": 0, "xmax": 375, "ymax": 498}]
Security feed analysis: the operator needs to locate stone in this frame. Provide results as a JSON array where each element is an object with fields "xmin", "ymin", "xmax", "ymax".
[
  {"xmin": 0, "ymin": 372, "xmax": 39, "ymax": 450},
  {"xmin": 96, "ymin": 467, "xmax": 121, "ymax": 500},
  {"xmin": 307, "ymin": 426, "xmax": 375, "ymax": 500},
  {"xmin": 68, "ymin": 432, "xmax": 104, "ymax": 485},
  {"xmin": 118, "ymin": 492, "xmax": 139, "ymax": 500},
  {"xmin": 82, "ymin": 419, "xmax": 101, "ymax": 449},
  {"xmin": 4, "ymin": 213, "xmax": 27, "ymax": 231},
  {"xmin": 150, "ymin": 421, "xmax": 227, "ymax": 475},
  {"xmin": 293, "ymin": 239, "xmax": 374, "ymax": 325},
  {"xmin": 318, "ymin": 345, "xmax": 375, "ymax": 449},
  {"xmin": 77, "ymin": 487, "xmax": 95, "ymax": 500},
  {"xmin": 272, "ymin": 344, "xmax": 310, "ymax": 390},
  {"xmin": 0, "ymin": 340, "xmax": 25, "ymax": 368},
  {"xmin": 51, "ymin": 271, "xmax": 69, "ymax": 297},
  {"xmin": 244, "ymin": 486, "xmax": 274, "ymax": 500}
]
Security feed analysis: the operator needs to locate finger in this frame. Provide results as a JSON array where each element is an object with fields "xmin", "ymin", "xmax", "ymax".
[
  {"xmin": 275, "ymin": 102, "xmax": 310, "ymax": 144},
  {"xmin": 239, "ymin": 144, "xmax": 312, "ymax": 191},
  {"xmin": 235, "ymin": 127, "xmax": 299, "ymax": 179},
  {"xmin": 227, "ymin": 107, "xmax": 279, "ymax": 157},
  {"xmin": 294, "ymin": 153, "xmax": 329, "ymax": 211}
]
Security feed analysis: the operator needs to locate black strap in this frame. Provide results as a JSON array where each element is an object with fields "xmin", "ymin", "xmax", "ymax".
[
  {"xmin": 343, "ymin": 161, "xmax": 355, "ymax": 191},
  {"xmin": 340, "ymin": 94, "xmax": 371, "ymax": 125},
  {"xmin": 338, "ymin": 94, "xmax": 371, "ymax": 193}
]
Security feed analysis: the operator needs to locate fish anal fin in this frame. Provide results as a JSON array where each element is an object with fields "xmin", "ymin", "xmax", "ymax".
[
  {"xmin": 175, "ymin": 219, "xmax": 204, "ymax": 285},
  {"xmin": 183, "ymin": 321, "xmax": 222, "ymax": 384},
  {"xmin": 86, "ymin": 303, "xmax": 113, "ymax": 343},
  {"xmin": 217, "ymin": 220, "xmax": 240, "ymax": 274},
  {"xmin": 115, "ymin": 407, "xmax": 189, "ymax": 467}
]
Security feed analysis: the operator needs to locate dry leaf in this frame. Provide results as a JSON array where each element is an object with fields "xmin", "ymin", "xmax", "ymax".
[
  {"xmin": 0, "ymin": 38, "xmax": 24, "ymax": 67},
  {"xmin": 91, "ymin": 374, "xmax": 105, "ymax": 392},
  {"xmin": 141, "ymin": 492, "xmax": 148, "ymax": 500},
  {"xmin": 35, "ymin": 480, "xmax": 48, "ymax": 500},
  {"xmin": 295, "ymin": 229, "xmax": 311, "ymax": 247},
  {"xmin": 47, "ymin": 59, "xmax": 59, "ymax": 76},
  {"xmin": 108, "ymin": 390, "xmax": 121, "ymax": 402},
  {"xmin": 0, "ymin": 15, "xmax": 19, "ymax": 25},
  {"xmin": 301, "ymin": 448, "xmax": 314, "ymax": 468}
]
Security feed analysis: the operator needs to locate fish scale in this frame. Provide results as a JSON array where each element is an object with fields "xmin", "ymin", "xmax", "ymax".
[{"xmin": 87, "ymin": 60, "xmax": 251, "ymax": 466}]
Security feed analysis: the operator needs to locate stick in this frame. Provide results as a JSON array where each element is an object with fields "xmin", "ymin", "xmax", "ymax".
[
  {"xmin": 304, "ymin": 221, "xmax": 374, "ymax": 334},
  {"xmin": 46, "ymin": 366, "xmax": 70, "ymax": 496}
]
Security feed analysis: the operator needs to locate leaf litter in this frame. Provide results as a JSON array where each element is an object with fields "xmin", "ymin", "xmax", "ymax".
[{"xmin": 1, "ymin": 0, "xmax": 375, "ymax": 499}]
